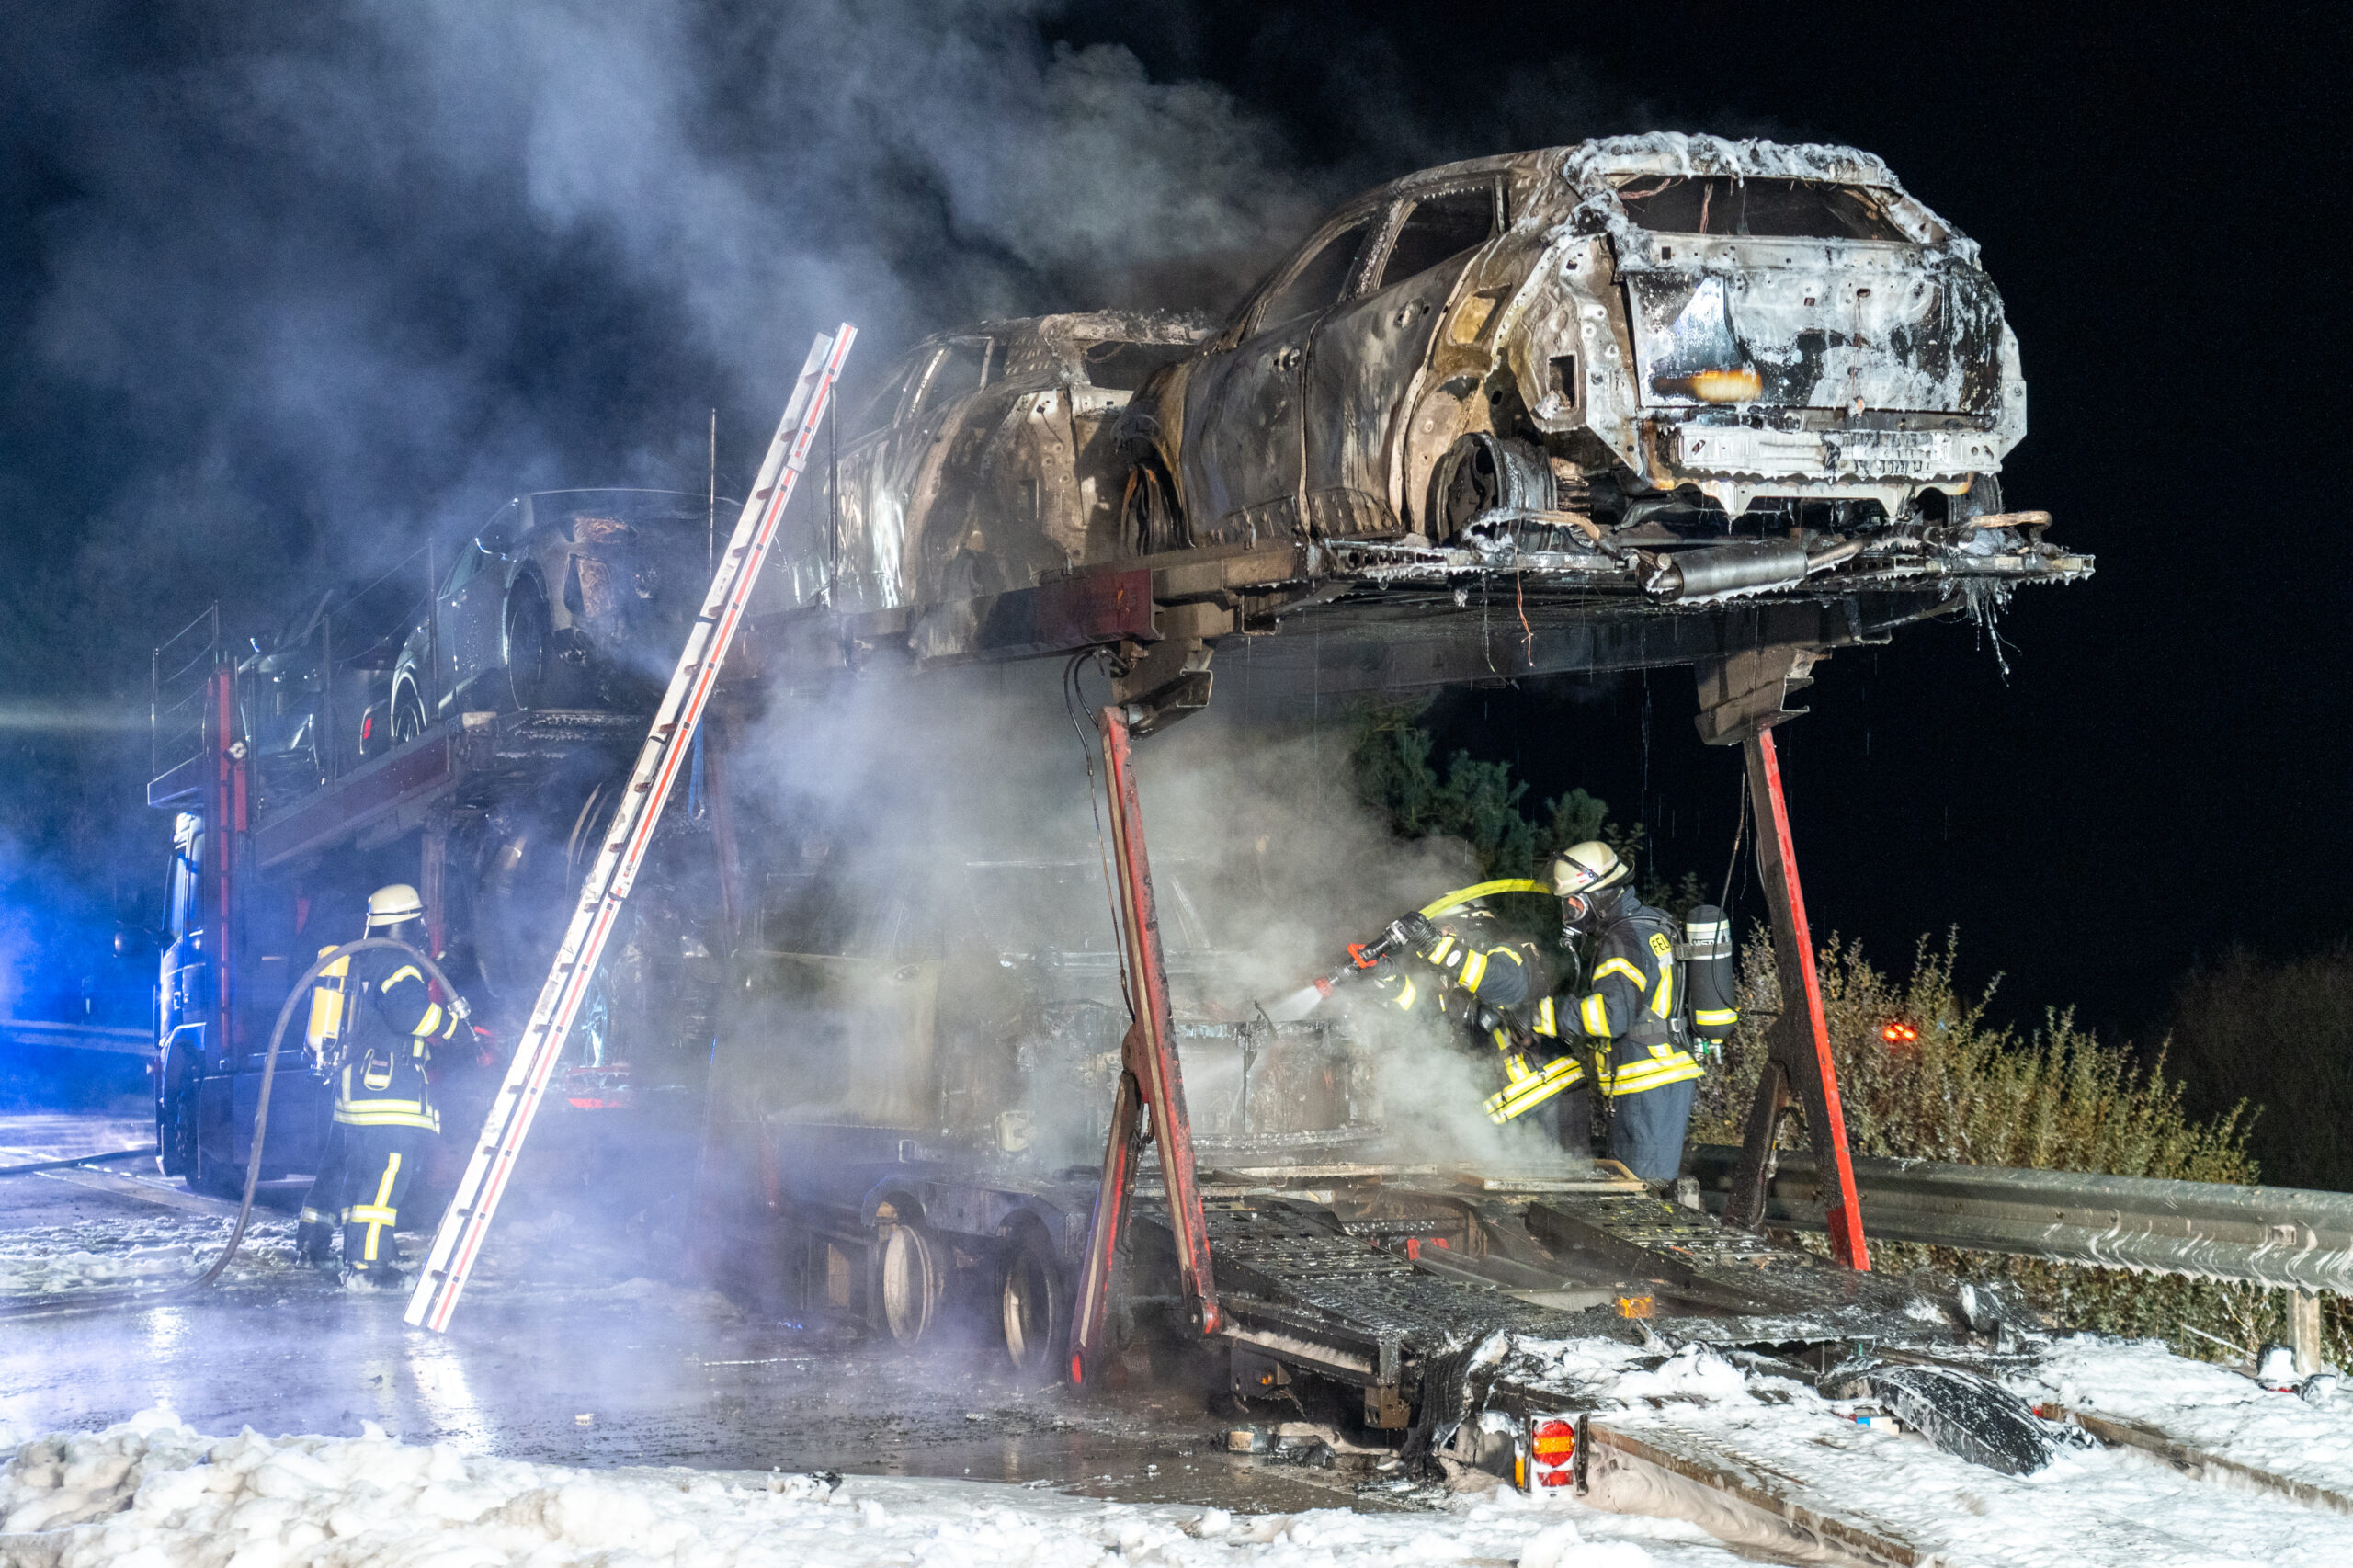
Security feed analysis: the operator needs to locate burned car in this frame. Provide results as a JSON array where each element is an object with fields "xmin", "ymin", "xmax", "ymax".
[
  {"xmin": 759, "ymin": 138, "xmax": 2085, "ymax": 738},
  {"xmin": 1119, "ymin": 134, "xmax": 2032, "ymax": 568},
  {"xmin": 387, "ymin": 488, "xmax": 723, "ymax": 741},
  {"xmin": 236, "ymin": 573, "xmax": 420, "ymax": 801},
  {"xmin": 784, "ymin": 312, "xmax": 1206, "ymax": 649}
]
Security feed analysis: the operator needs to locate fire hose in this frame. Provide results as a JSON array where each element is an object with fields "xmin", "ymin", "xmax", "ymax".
[{"xmin": 0, "ymin": 937, "xmax": 466, "ymax": 1316}]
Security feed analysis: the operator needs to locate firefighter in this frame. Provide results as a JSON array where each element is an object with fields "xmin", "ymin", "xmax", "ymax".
[
  {"xmin": 293, "ymin": 883, "xmax": 460, "ymax": 1290},
  {"xmin": 1371, "ymin": 903, "xmax": 1571, "ymax": 1096},
  {"xmin": 1535, "ymin": 841, "xmax": 1711, "ymax": 1182}
]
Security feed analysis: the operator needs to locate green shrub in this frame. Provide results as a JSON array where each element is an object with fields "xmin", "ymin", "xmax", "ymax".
[{"xmin": 2165, "ymin": 943, "xmax": 2353, "ymax": 1193}]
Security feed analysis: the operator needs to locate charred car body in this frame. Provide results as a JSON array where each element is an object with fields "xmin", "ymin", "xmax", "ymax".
[
  {"xmin": 767, "ymin": 137, "xmax": 2085, "ymax": 738},
  {"xmin": 1124, "ymin": 134, "xmax": 2029, "ymax": 560},
  {"xmin": 387, "ymin": 488, "xmax": 725, "ymax": 743}
]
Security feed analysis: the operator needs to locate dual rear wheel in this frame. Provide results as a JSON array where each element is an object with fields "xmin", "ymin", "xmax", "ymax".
[{"xmin": 859, "ymin": 1217, "xmax": 1070, "ymax": 1379}]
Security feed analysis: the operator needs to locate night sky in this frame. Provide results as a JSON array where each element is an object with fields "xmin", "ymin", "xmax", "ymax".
[{"xmin": 3, "ymin": 2, "xmax": 2346, "ymax": 1051}]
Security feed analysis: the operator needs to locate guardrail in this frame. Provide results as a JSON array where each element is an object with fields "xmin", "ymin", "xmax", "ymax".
[
  {"xmin": 1687, "ymin": 1142, "xmax": 2353, "ymax": 1294},
  {"xmin": 0, "ymin": 1019, "xmax": 154, "ymax": 1058}
]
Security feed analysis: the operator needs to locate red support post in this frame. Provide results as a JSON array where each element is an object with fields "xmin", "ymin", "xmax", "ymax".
[
  {"xmin": 1070, "ymin": 704, "xmax": 1222, "ymax": 1384},
  {"xmin": 1725, "ymin": 728, "xmax": 1870, "ymax": 1270},
  {"xmin": 204, "ymin": 663, "xmax": 247, "ymax": 1060}
]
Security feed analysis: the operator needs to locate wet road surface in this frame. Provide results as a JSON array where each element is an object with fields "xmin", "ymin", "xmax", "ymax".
[{"xmin": 0, "ymin": 1110, "xmax": 1423, "ymax": 1515}]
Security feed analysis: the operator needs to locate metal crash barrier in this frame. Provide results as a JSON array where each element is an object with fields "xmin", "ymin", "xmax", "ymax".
[{"xmin": 1688, "ymin": 1143, "xmax": 2353, "ymax": 1294}]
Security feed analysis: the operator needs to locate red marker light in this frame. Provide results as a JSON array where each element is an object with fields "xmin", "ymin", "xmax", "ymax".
[{"xmin": 1530, "ymin": 1419, "xmax": 1576, "ymax": 1463}]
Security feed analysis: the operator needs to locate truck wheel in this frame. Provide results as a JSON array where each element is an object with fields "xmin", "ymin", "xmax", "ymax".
[
  {"xmin": 1000, "ymin": 1224, "xmax": 1069, "ymax": 1379},
  {"xmin": 157, "ymin": 1065, "xmax": 196, "ymax": 1177},
  {"xmin": 876, "ymin": 1224, "xmax": 940, "ymax": 1347}
]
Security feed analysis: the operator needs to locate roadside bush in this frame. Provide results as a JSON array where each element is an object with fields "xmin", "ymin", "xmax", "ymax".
[
  {"xmin": 1690, "ymin": 931, "xmax": 2351, "ymax": 1367},
  {"xmin": 2165, "ymin": 942, "xmax": 2353, "ymax": 1193}
]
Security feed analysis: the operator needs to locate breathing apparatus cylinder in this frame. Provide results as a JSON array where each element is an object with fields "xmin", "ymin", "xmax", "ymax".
[
  {"xmin": 1683, "ymin": 903, "xmax": 1736, "ymax": 1054},
  {"xmin": 304, "ymin": 944, "xmax": 354, "ymax": 1078}
]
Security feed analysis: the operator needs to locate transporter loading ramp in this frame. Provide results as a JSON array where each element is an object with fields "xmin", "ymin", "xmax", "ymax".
[{"xmin": 1130, "ymin": 1159, "xmax": 1972, "ymax": 1408}]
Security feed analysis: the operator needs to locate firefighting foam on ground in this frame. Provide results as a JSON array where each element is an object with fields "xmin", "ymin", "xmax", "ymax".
[{"xmin": 6, "ymin": 6, "xmax": 2353, "ymax": 1565}]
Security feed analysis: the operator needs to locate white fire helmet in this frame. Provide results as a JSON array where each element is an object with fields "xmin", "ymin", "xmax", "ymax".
[
  {"xmin": 1548, "ymin": 842, "xmax": 1628, "ymax": 898},
  {"xmin": 365, "ymin": 883, "xmax": 426, "ymax": 931}
]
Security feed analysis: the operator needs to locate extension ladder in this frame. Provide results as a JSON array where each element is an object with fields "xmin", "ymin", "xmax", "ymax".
[{"xmin": 406, "ymin": 325, "xmax": 857, "ymax": 1332}]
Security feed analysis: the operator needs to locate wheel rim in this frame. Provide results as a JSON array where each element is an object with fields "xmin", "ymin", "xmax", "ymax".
[
  {"xmin": 392, "ymin": 681, "xmax": 425, "ymax": 742},
  {"xmin": 1001, "ymin": 1239, "xmax": 1058, "ymax": 1371},
  {"xmin": 505, "ymin": 582, "xmax": 551, "ymax": 710},
  {"xmin": 880, "ymin": 1226, "xmax": 936, "ymax": 1346}
]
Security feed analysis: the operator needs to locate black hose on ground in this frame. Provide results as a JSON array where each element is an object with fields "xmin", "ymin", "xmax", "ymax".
[{"xmin": 0, "ymin": 937, "xmax": 466, "ymax": 1317}]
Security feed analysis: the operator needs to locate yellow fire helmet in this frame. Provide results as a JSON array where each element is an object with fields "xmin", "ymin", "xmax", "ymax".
[
  {"xmin": 365, "ymin": 882, "xmax": 426, "ymax": 931},
  {"xmin": 1548, "ymin": 841, "xmax": 1628, "ymax": 898}
]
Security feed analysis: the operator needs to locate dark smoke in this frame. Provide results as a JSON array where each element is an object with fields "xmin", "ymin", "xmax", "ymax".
[{"xmin": 0, "ymin": 0, "xmax": 1661, "ymax": 1037}]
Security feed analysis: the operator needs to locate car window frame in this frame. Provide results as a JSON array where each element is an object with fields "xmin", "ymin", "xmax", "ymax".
[
  {"xmin": 906, "ymin": 335, "xmax": 996, "ymax": 427},
  {"xmin": 845, "ymin": 349, "xmax": 935, "ymax": 442},
  {"xmin": 1227, "ymin": 208, "xmax": 1384, "ymax": 347},
  {"xmin": 1363, "ymin": 178, "xmax": 1505, "ymax": 295}
]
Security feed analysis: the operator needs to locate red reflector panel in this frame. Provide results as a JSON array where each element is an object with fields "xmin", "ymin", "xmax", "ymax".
[
  {"xmin": 1538, "ymin": 1469, "xmax": 1574, "ymax": 1487},
  {"xmin": 1530, "ymin": 1418, "xmax": 1576, "ymax": 1462}
]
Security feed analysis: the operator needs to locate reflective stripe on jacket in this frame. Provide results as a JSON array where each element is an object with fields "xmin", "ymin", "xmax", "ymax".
[
  {"xmin": 1554, "ymin": 897, "xmax": 1704, "ymax": 1098},
  {"xmin": 330, "ymin": 950, "xmax": 456, "ymax": 1131}
]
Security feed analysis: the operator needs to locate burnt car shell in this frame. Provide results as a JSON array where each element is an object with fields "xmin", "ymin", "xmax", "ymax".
[
  {"xmin": 391, "ymin": 488, "xmax": 723, "ymax": 738},
  {"xmin": 766, "ymin": 312, "xmax": 1207, "ymax": 630},
  {"xmin": 1121, "ymin": 135, "xmax": 2029, "ymax": 549}
]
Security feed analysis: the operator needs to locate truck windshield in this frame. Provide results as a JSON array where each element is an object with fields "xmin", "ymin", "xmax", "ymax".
[{"xmin": 1613, "ymin": 176, "xmax": 1908, "ymax": 243}]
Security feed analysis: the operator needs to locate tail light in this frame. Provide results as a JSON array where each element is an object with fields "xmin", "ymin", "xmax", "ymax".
[{"xmin": 1529, "ymin": 1415, "xmax": 1578, "ymax": 1489}]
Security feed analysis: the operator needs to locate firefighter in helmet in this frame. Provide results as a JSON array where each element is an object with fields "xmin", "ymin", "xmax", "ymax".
[
  {"xmin": 291, "ymin": 883, "xmax": 459, "ymax": 1290},
  {"xmin": 1492, "ymin": 841, "xmax": 1727, "ymax": 1182}
]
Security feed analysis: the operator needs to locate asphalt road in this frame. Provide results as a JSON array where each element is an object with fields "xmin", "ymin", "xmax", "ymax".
[{"xmin": 0, "ymin": 1109, "xmax": 1421, "ymax": 1515}]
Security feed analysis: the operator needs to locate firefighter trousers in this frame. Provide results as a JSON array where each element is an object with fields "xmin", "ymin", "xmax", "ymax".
[
  {"xmin": 1608, "ymin": 1076, "xmax": 1698, "ymax": 1183},
  {"xmin": 310, "ymin": 1125, "xmax": 433, "ymax": 1270},
  {"xmin": 295, "ymin": 1124, "xmax": 349, "ymax": 1264},
  {"xmin": 1552, "ymin": 1077, "xmax": 1697, "ymax": 1183}
]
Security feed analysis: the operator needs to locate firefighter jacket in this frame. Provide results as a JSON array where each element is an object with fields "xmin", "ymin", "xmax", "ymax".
[
  {"xmin": 1378, "ymin": 919, "xmax": 1531, "ymax": 1026},
  {"xmin": 1380, "ymin": 918, "xmax": 1585, "ymax": 1127},
  {"xmin": 331, "ymin": 947, "xmax": 458, "ymax": 1133},
  {"xmin": 1557, "ymin": 892, "xmax": 1707, "ymax": 1098}
]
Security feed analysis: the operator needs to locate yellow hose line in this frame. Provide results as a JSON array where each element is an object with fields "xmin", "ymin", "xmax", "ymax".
[{"xmin": 1418, "ymin": 879, "xmax": 1551, "ymax": 917}]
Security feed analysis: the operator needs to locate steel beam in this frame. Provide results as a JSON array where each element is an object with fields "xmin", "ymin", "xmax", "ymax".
[{"xmin": 1688, "ymin": 1144, "xmax": 2353, "ymax": 1293}]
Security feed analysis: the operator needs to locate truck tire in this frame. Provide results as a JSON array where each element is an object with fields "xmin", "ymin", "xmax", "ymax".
[
  {"xmin": 157, "ymin": 1059, "xmax": 197, "ymax": 1178},
  {"xmin": 1000, "ymin": 1223, "xmax": 1069, "ymax": 1380},
  {"xmin": 875, "ymin": 1223, "xmax": 940, "ymax": 1347}
]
